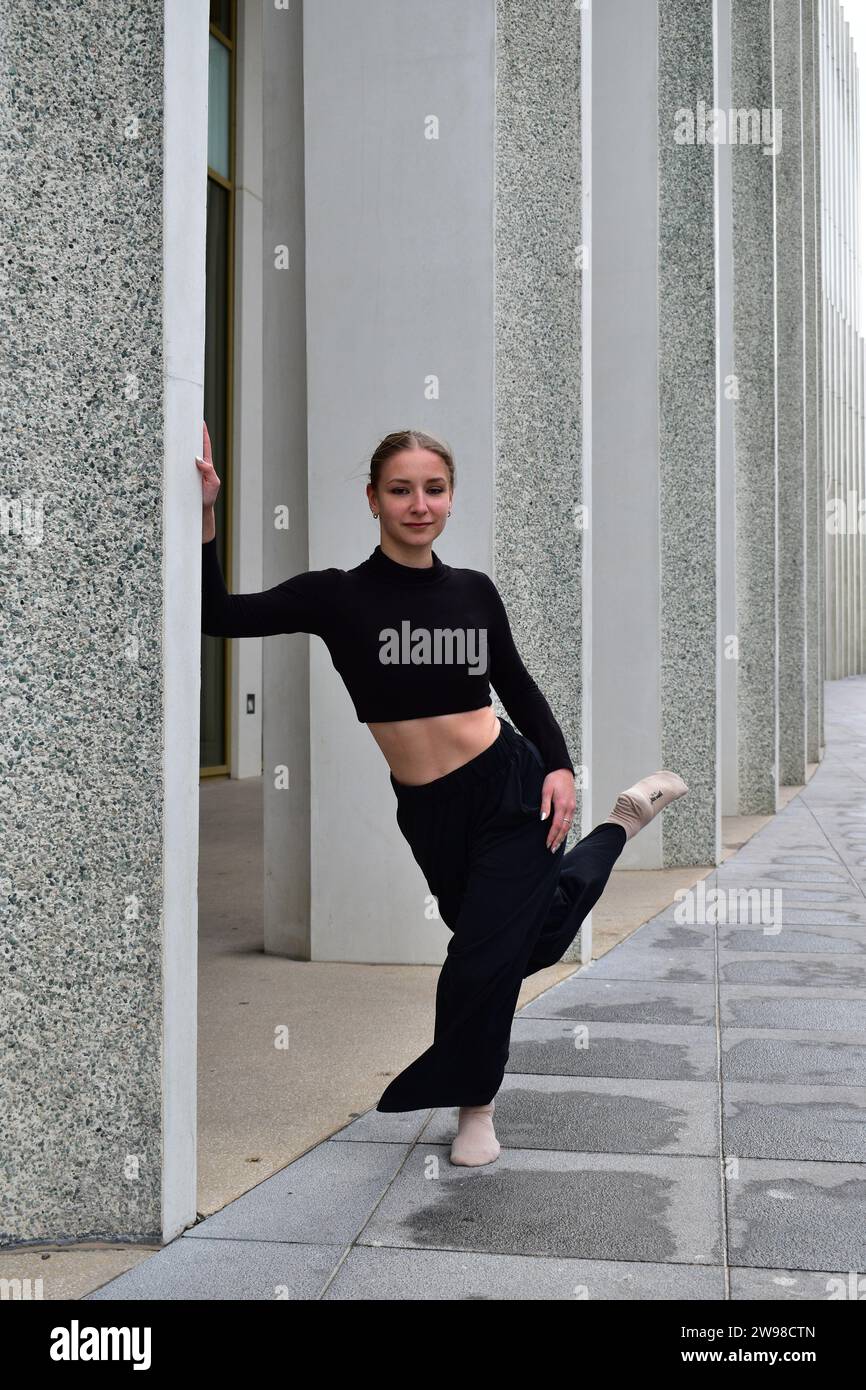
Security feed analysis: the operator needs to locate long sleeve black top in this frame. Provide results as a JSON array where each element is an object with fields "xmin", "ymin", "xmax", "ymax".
[{"xmin": 202, "ymin": 537, "xmax": 574, "ymax": 775}]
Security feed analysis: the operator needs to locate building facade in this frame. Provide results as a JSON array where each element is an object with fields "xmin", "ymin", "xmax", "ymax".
[{"xmin": 2, "ymin": 0, "xmax": 863, "ymax": 1245}]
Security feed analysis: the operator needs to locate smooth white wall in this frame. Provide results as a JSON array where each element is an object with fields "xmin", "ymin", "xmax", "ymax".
[{"xmin": 302, "ymin": 0, "xmax": 496, "ymax": 962}]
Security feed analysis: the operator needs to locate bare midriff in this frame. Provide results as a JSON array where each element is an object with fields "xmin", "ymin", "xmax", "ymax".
[{"xmin": 367, "ymin": 707, "xmax": 502, "ymax": 786}]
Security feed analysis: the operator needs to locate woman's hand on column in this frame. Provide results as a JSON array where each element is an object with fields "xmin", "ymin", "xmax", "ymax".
[
  {"xmin": 540, "ymin": 770, "xmax": 577, "ymax": 852},
  {"xmin": 196, "ymin": 420, "xmax": 220, "ymax": 542}
]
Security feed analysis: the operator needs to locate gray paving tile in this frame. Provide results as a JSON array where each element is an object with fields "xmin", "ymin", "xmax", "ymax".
[
  {"xmin": 811, "ymin": 821, "xmax": 866, "ymax": 834},
  {"xmin": 724, "ymin": 1083, "xmax": 866, "ymax": 1161},
  {"xmin": 624, "ymin": 917, "xmax": 716, "ymax": 948},
  {"xmin": 811, "ymin": 800, "xmax": 866, "ymax": 811},
  {"xmin": 811, "ymin": 798, "xmax": 866, "ymax": 808},
  {"xmin": 505, "ymin": 1018, "xmax": 718, "ymax": 1080},
  {"xmin": 730, "ymin": 1265, "xmax": 866, "ymax": 1299},
  {"xmin": 182, "ymin": 1140, "xmax": 411, "ymax": 1244},
  {"xmin": 809, "ymin": 825, "xmax": 866, "ymax": 844},
  {"xmin": 722, "ymin": 1030, "xmax": 866, "ymax": 1085},
  {"xmin": 328, "ymin": 1109, "xmax": 432, "ymax": 1143},
  {"xmin": 731, "ymin": 849, "xmax": 845, "ymax": 867},
  {"xmin": 585, "ymin": 947, "xmax": 715, "ymax": 983},
  {"xmin": 518, "ymin": 978, "xmax": 716, "ymax": 1024},
  {"xmin": 649, "ymin": 899, "xmax": 866, "ymax": 942},
  {"xmin": 725, "ymin": 1160, "xmax": 866, "ymax": 1271},
  {"xmin": 417, "ymin": 1073, "xmax": 719, "ymax": 1155},
  {"xmin": 732, "ymin": 837, "xmax": 842, "ymax": 856},
  {"xmin": 749, "ymin": 904, "xmax": 866, "ymax": 926},
  {"xmin": 825, "ymin": 853, "xmax": 866, "ymax": 871},
  {"xmin": 85, "ymin": 1238, "xmax": 340, "ymax": 1300},
  {"xmin": 731, "ymin": 829, "xmax": 837, "ymax": 851},
  {"xmin": 322, "ymin": 1245, "xmax": 724, "ymax": 1299},
  {"xmin": 643, "ymin": 894, "xmax": 717, "ymax": 925},
  {"xmin": 717, "ymin": 923, "xmax": 866, "ymax": 953},
  {"xmin": 792, "ymin": 797, "xmax": 864, "ymax": 822},
  {"xmin": 800, "ymin": 792, "xmax": 866, "ymax": 807},
  {"xmin": 718, "ymin": 952, "xmax": 866, "ymax": 989},
  {"xmin": 721, "ymin": 853, "xmax": 851, "ymax": 867},
  {"xmin": 715, "ymin": 861, "xmax": 859, "ymax": 882},
  {"xmin": 719, "ymin": 986, "xmax": 866, "ymax": 1031},
  {"xmin": 356, "ymin": 1145, "xmax": 723, "ymax": 1264},
  {"xmin": 751, "ymin": 885, "xmax": 864, "ymax": 904},
  {"xmin": 702, "ymin": 883, "xmax": 866, "ymax": 909}
]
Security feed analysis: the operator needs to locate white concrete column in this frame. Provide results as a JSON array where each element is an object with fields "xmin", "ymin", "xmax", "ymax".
[
  {"xmin": 298, "ymin": 0, "xmax": 496, "ymax": 963},
  {"xmin": 230, "ymin": 0, "xmax": 265, "ymax": 780},
  {"xmin": 262, "ymin": 0, "xmax": 313, "ymax": 958}
]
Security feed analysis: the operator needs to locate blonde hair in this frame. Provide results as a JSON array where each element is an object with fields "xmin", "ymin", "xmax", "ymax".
[{"xmin": 368, "ymin": 430, "xmax": 456, "ymax": 496}]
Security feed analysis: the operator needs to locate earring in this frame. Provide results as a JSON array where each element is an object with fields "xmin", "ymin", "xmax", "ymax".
[{"xmin": 372, "ymin": 512, "xmax": 379, "ymax": 519}]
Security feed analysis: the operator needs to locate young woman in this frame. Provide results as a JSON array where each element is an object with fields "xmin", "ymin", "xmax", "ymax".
[{"xmin": 197, "ymin": 424, "xmax": 688, "ymax": 1168}]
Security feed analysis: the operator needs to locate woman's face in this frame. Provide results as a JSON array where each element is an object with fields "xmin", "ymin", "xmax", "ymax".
[{"xmin": 370, "ymin": 449, "xmax": 452, "ymax": 548}]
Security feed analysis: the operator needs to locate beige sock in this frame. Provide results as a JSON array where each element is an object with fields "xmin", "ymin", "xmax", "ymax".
[
  {"xmin": 449, "ymin": 1100, "xmax": 501, "ymax": 1167},
  {"xmin": 603, "ymin": 770, "xmax": 689, "ymax": 841}
]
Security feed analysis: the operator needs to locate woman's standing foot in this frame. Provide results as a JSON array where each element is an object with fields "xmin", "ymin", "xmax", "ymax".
[{"xmin": 450, "ymin": 1100, "xmax": 500, "ymax": 1166}]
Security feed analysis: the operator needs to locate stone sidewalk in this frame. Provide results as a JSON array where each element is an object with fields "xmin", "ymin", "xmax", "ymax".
[{"xmin": 86, "ymin": 679, "xmax": 866, "ymax": 1300}]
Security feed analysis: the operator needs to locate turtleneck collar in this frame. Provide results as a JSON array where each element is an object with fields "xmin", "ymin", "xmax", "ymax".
[{"xmin": 366, "ymin": 543, "xmax": 450, "ymax": 585}]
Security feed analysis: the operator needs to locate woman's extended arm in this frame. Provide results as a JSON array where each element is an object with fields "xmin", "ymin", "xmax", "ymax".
[
  {"xmin": 197, "ymin": 423, "xmax": 334, "ymax": 639},
  {"xmin": 201, "ymin": 533, "xmax": 333, "ymax": 638},
  {"xmin": 481, "ymin": 573, "xmax": 575, "ymax": 778}
]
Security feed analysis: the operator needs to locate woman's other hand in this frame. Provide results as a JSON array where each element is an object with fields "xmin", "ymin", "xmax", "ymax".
[{"xmin": 540, "ymin": 769, "xmax": 577, "ymax": 852}]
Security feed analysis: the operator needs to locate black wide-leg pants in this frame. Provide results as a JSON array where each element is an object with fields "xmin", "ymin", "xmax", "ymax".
[{"xmin": 376, "ymin": 718, "xmax": 627, "ymax": 1113}]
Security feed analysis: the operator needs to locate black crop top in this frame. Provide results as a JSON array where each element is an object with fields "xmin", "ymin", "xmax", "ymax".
[{"xmin": 201, "ymin": 537, "xmax": 574, "ymax": 775}]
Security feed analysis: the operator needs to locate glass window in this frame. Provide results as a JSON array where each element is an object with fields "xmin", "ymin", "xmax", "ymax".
[
  {"xmin": 201, "ymin": 2, "xmax": 234, "ymax": 773},
  {"xmin": 210, "ymin": 0, "xmax": 232, "ymax": 40},
  {"xmin": 208, "ymin": 33, "xmax": 230, "ymax": 180}
]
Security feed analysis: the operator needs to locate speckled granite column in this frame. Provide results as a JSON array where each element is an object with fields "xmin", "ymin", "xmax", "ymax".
[
  {"xmin": 775, "ymin": 0, "xmax": 808, "ymax": 784},
  {"xmin": 730, "ymin": 0, "xmax": 778, "ymax": 815},
  {"xmin": 493, "ymin": 2, "xmax": 582, "ymax": 824},
  {"xmin": 0, "ymin": 0, "xmax": 201, "ymax": 1246},
  {"xmin": 717, "ymin": 0, "xmax": 739, "ymax": 820},
  {"xmin": 493, "ymin": 0, "xmax": 583, "ymax": 954},
  {"xmin": 658, "ymin": 0, "xmax": 718, "ymax": 864}
]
